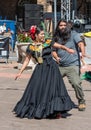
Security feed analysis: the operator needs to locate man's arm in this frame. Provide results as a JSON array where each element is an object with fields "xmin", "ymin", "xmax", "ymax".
[
  {"xmin": 52, "ymin": 42, "xmax": 75, "ymax": 54},
  {"xmin": 78, "ymin": 42, "xmax": 90, "ymax": 58},
  {"xmin": 78, "ymin": 42, "xmax": 85, "ymax": 57}
]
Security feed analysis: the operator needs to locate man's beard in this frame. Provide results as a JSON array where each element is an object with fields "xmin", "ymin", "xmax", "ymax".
[
  {"xmin": 60, "ymin": 28, "xmax": 65, "ymax": 32},
  {"xmin": 59, "ymin": 28, "xmax": 71, "ymax": 44}
]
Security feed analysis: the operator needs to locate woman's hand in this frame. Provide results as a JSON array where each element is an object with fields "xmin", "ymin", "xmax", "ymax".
[
  {"xmin": 15, "ymin": 73, "xmax": 21, "ymax": 80},
  {"xmin": 14, "ymin": 54, "xmax": 31, "ymax": 80}
]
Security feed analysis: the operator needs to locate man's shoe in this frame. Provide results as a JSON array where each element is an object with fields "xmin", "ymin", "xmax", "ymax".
[{"xmin": 78, "ymin": 104, "xmax": 86, "ymax": 111}]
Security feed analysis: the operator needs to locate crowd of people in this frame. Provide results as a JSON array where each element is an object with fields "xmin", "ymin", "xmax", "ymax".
[
  {"xmin": 0, "ymin": 23, "xmax": 14, "ymax": 51},
  {"xmin": 13, "ymin": 19, "xmax": 89, "ymax": 120}
]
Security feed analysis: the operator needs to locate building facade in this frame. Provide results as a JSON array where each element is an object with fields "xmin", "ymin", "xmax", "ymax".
[
  {"xmin": 0, "ymin": 0, "xmax": 90, "ymax": 20},
  {"xmin": 0, "ymin": 0, "xmax": 91, "ymax": 27}
]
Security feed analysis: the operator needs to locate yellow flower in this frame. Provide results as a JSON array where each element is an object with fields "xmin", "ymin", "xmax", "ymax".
[
  {"xmin": 29, "ymin": 45, "xmax": 35, "ymax": 51},
  {"xmin": 46, "ymin": 39, "xmax": 52, "ymax": 44},
  {"xmin": 29, "ymin": 44, "xmax": 42, "ymax": 52}
]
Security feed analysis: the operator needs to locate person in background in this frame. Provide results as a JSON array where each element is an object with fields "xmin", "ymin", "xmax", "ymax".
[
  {"xmin": 52, "ymin": 19, "xmax": 86, "ymax": 111},
  {"xmin": 13, "ymin": 25, "xmax": 75, "ymax": 119},
  {"xmin": 0, "ymin": 23, "xmax": 6, "ymax": 34},
  {"xmin": 3, "ymin": 27, "xmax": 14, "ymax": 51},
  {"xmin": 0, "ymin": 25, "xmax": 4, "ymax": 34},
  {"xmin": 2, "ymin": 23, "xmax": 6, "ymax": 33}
]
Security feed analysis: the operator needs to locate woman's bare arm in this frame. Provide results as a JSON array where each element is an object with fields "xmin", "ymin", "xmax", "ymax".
[{"xmin": 15, "ymin": 54, "xmax": 31, "ymax": 80}]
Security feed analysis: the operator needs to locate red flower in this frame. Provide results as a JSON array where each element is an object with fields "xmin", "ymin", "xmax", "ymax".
[
  {"xmin": 30, "ymin": 25, "xmax": 36, "ymax": 33},
  {"xmin": 29, "ymin": 25, "xmax": 37, "ymax": 40}
]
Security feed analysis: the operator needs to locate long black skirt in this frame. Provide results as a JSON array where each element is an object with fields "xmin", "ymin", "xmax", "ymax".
[{"xmin": 13, "ymin": 58, "xmax": 75, "ymax": 119}]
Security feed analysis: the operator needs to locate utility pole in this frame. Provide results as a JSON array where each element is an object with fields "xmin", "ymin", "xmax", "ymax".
[{"xmin": 54, "ymin": 0, "xmax": 57, "ymax": 28}]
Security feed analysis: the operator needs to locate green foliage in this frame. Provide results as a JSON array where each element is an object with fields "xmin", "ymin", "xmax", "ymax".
[
  {"xmin": 40, "ymin": 22, "xmax": 52, "ymax": 39},
  {"xmin": 17, "ymin": 33, "xmax": 33, "ymax": 43},
  {"xmin": 17, "ymin": 21, "xmax": 52, "ymax": 43}
]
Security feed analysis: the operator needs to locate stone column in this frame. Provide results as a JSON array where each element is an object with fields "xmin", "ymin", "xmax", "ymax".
[
  {"xmin": 37, "ymin": 0, "xmax": 53, "ymax": 34},
  {"xmin": 37, "ymin": 0, "xmax": 52, "ymax": 12},
  {"xmin": 46, "ymin": 2, "xmax": 53, "ymax": 33},
  {"xmin": 37, "ymin": 0, "xmax": 47, "ymax": 11}
]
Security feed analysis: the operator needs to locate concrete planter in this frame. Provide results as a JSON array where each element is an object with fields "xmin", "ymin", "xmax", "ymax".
[{"xmin": 16, "ymin": 42, "xmax": 36, "ymax": 70}]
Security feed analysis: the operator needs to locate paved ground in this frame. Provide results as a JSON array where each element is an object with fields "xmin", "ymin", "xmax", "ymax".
[{"xmin": 0, "ymin": 52, "xmax": 91, "ymax": 130}]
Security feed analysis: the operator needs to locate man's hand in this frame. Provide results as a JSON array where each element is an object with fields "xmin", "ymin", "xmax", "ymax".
[
  {"xmin": 56, "ymin": 57, "xmax": 61, "ymax": 64},
  {"xmin": 80, "ymin": 52, "xmax": 91, "ymax": 59},
  {"xmin": 67, "ymin": 48, "xmax": 75, "ymax": 54}
]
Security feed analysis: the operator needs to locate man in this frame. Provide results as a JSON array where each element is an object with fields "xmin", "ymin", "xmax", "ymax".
[{"xmin": 51, "ymin": 19, "xmax": 86, "ymax": 111}]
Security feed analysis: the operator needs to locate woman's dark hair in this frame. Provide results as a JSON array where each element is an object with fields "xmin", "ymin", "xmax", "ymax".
[
  {"xmin": 35, "ymin": 25, "xmax": 44, "ymax": 35},
  {"xmin": 53, "ymin": 19, "xmax": 71, "ymax": 44}
]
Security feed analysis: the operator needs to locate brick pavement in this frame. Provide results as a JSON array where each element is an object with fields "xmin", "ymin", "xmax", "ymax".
[{"xmin": 0, "ymin": 58, "xmax": 91, "ymax": 130}]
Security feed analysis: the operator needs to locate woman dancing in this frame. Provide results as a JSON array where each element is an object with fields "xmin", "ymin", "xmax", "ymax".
[{"xmin": 13, "ymin": 25, "xmax": 75, "ymax": 119}]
